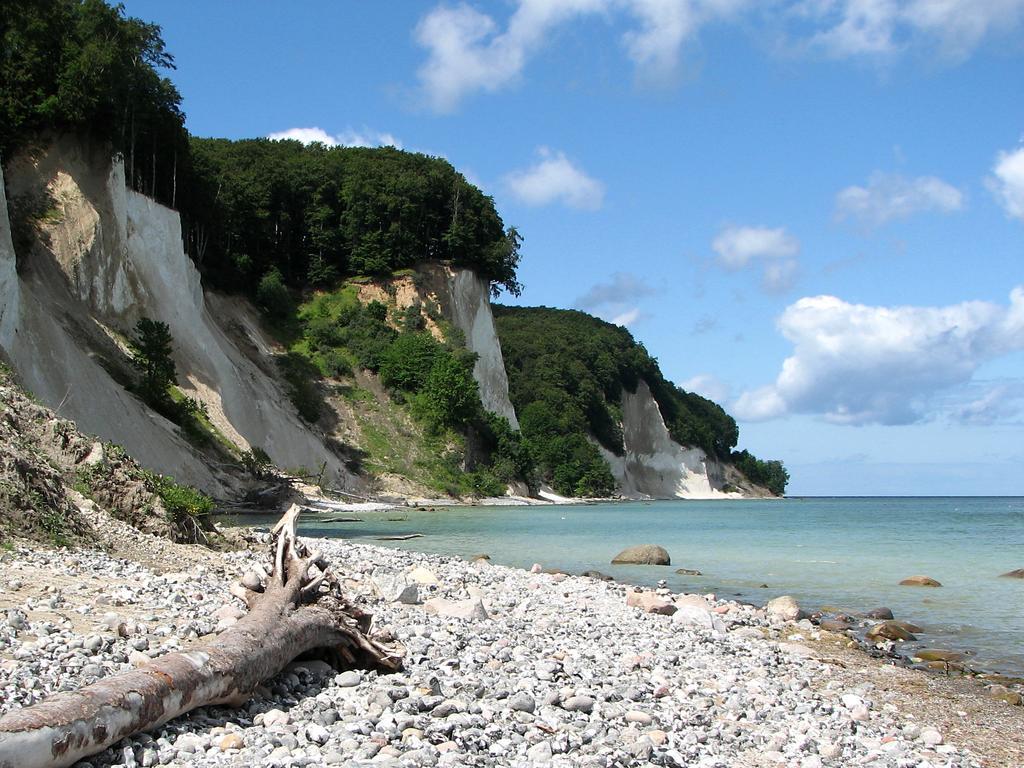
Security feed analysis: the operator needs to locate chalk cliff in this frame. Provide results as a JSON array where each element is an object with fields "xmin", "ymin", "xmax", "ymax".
[
  {"xmin": 0, "ymin": 138, "xmax": 356, "ymax": 494},
  {"xmin": 596, "ymin": 381, "xmax": 730, "ymax": 499},
  {"xmin": 357, "ymin": 264, "xmax": 519, "ymax": 430},
  {"xmin": 428, "ymin": 267, "xmax": 519, "ymax": 429}
]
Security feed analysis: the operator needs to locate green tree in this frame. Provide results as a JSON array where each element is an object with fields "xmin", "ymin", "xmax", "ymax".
[
  {"xmin": 255, "ymin": 267, "xmax": 293, "ymax": 320},
  {"xmin": 130, "ymin": 317, "xmax": 176, "ymax": 405},
  {"xmin": 379, "ymin": 332, "xmax": 440, "ymax": 393},
  {"xmin": 420, "ymin": 355, "xmax": 479, "ymax": 430},
  {"xmin": 1, "ymin": 0, "xmax": 186, "ymax": 203}
]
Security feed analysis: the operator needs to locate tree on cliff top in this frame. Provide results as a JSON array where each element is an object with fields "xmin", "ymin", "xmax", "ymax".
[
  {"xmin": 178, "ymin": 139, "xmax": 523, "ymax": 298},
  {"xmin": 0, "ymin": 0, "xmax": 187, "ymax": 203}
]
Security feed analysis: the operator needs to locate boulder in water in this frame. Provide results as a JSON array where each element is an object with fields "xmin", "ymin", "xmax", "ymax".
[
  {"xmin": 818, "ymin": 619, "xmax": 852, "ymax": 633},
  {"xmin": 913, "ymin": 649, "xmax": 965, "ymax": 663},
  {"xmin": 999, "ymin": 568, "xmax": 1024, "ymax": 579},
  {"xmin": 612, "ymin": 545, "xmax": 671, "ymax": 566},
  {"xmin": 899, "ymin": 575, "xmax": 942, "ymax": 587},
  {"xmin": 862, "ymin": 607, "xmax": 895, "ymax": 620},
  {"xmin": 675, "ymin": 568, "xmax": 702, "ymax": 576},
  {"xmin": 866, "ymin": 620, "xmax": 917, "ymax": 641}
]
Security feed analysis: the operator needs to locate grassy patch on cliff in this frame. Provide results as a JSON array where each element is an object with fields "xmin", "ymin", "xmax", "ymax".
[{"xmin": 261, "ymin": 280, "xmax": 531, "ymax": 497}]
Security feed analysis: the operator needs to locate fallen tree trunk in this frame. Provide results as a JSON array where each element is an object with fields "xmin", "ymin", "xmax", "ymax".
[{"xmin": 0, "ymin": 505, "xmax": 401, "ymax": 768}]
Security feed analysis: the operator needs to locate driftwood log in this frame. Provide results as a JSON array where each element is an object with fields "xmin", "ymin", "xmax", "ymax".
[{"xmin": 0, "ymin": 505, "xmax": 401, "ymax": 768}]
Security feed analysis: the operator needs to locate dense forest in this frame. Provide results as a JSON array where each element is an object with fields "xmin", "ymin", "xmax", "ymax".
[
  {"xmin": 494, "ymin": 307, "xmax": 788, "ymax": 496},
  {"xmin": 181, "ymin": 139, "xmax": 522, "ymax": 298}
]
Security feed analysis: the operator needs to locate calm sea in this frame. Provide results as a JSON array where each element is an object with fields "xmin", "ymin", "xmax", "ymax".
[{"xmin": 226, "ymin": 497, "xmax": 1024, "ymax": 677}]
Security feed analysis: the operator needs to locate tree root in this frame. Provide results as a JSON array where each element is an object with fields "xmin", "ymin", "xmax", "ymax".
[{"xmin": 0, "ymin": 504, "xmax": 401, "ymax": 768}]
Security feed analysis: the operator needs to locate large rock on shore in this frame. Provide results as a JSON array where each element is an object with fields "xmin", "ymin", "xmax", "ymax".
[
  {"xmin": 899, "ymin": 575, "xmax": 942, "ymax": 587},
  {"xmin": 672, "ymin": 595, "xmax": 725, "ymax": 633},
  {"xmin": 423, "ymin": 597, "xmax": 488, "ymax": 621},
  {"xmin": 408, "ymin": 566, "xmax": 440, "ymax": 585},
  {"xmin": 370, "ymin": 570, "xmax": 421, "ymax": 604},
  {"xmin": 626, "ymin": 590, "xmax": 677, "ymax": 615},
  {"xmin": 612, "ymin": 545, "xmax": 671, "ymax": 566},
  {"xmin": 766, "ymin": 595, "xmax": 801, "ymax": 622}
]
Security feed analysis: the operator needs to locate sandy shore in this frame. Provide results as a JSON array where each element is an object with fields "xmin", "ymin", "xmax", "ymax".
[{"xmin": 1, "ymin": 530, "xmax": 1021, "ymax": 768}]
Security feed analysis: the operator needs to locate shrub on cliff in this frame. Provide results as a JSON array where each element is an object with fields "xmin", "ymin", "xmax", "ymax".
[{"xmin": 130, "ymin": 318, "xmax": 176, "ymax": 407}]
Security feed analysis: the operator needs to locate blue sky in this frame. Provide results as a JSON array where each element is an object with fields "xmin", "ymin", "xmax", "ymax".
[{"xmin": 122, "ymin": 0, "xmax": 1024, "ymax": 495}]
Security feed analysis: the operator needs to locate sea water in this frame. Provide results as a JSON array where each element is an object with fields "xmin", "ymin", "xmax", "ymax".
[{"xmin": 229, "ymin": 497, "xmax": 1024, "ymax": 677}]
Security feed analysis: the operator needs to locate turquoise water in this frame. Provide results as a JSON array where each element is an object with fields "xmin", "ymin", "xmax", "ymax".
[{"xmin": 226, "ymin": 497, "xmax": 1024, "ymax": 677}]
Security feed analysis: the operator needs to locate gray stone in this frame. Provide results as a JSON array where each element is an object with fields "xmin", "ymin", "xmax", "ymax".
[
  {"xmin": 527, "ymin": 740, "xmax": 553, "ymax": 763},
  {"xmin": 336, "ymin": 670, "xmax": 362, "ymax": 687},
  {"xmin": 305, "ymin": 723, "xmax": 330, "ymax": 745},
  {"xmin": 509, "ymin": 692, "xmax": 536, "ymax": 713},
  {"xmin": 562, "ymin": 696, "xmax": 595, "ymax": 713}
]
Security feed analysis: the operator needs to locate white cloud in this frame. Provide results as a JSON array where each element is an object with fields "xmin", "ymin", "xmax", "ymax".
[
  {"xmin": 951, "ymin": 382, "xmax": 1024, "ymax": 425},
  {"xmin": 733, "ymin": 287, "xmax": 1024, "ymax": 425},
  {"xmin": 681, "ymin": 373, "xmax": 730, "ymax": 403},
  {"xmin": 267, "ymin": 127, "xmax": 402, "ymax": 149},
  {"xmin": 712, "ymin": 225, "xmax": 800, "ymax": 292},
  {"xmin": 713, "ymin": 226, "xmax": 799, "ymax": 268},
  {"xmin": 575, "ymin": 272, "xmax": 655, "ymax": 327},
  {"xmin": 808, "ymin": 0, "xmax": 900, "ymax": 57},
  {"xmin": 414, "ymin": 0, "xmax": 742, "ymax": 111},
  {"xmin": 900, "ymin": 0, "xmax": 1024, "ymax": 58},
  {"xmin": 412, "ymin": 1, "xmax": 1024, "ymax": 111},
  {"xmin": 575, "ymin": 272, "xmax": 655, "ymax": 309},
  {"xmin": 989, "ymin": 145, "xmax": 1024, "ymax": 221},
  {"xmin": 504, "ymin": 147, "xmax": 605, "ymax": 209},
  {"xmin": 622, "ymin": 0, "xmax": 745, "ymax": 81},
  {"xmin": 835, "ymin": 172, "xmax": 964, "ymax": 225},
  {"xmin": 611, "ymin": 307, "xmax": 642, "ymax": 326},
  {"xmin": 804, "ymin": 0, "xmax": 1024, "ymax": 59}
]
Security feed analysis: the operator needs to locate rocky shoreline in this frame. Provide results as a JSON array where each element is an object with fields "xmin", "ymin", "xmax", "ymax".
[{"xmin": 2, "ymin": 531, "xmax": 1022, "ymax": 768}]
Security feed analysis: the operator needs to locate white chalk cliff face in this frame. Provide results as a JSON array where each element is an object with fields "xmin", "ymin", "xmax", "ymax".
[
  {"xmin": 437, "ymin": 268, "xmax": 519, "ymax": 429},
  {"xmin": 0, "ymin": 164, "xmax": 20, "ymax": 351},
  {"xmin": 598, "ymin": 380, "xmax": 736, "ymax": 499},
  {"xmin": 0, "ymin": 138, "xmax": 356, "ymax": 493},
  {"xmin": 391, "ymin": 264, "xmax": 519, "ymax": 429}
]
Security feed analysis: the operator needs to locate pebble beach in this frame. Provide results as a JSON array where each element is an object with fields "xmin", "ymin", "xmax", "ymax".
[{"xmin": 1, "ymin": 531, "xmax": 1022, "ymax": 768}]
